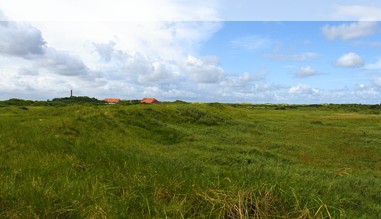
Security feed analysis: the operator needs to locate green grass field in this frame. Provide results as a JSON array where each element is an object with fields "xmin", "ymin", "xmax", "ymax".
[{"xmin": 1, "ymin": 102, "xmax": 380, "ymax": 218}]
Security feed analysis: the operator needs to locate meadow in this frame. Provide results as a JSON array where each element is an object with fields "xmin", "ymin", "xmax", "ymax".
[{"xmin": 0, "ymin": 101, "xmax": 380, "ymax": 218}]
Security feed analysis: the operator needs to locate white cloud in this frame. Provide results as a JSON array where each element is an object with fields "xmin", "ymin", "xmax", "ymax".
[
  {"xmin": 265, "ymin": 52, "xmax": 318, "ymax": 61},
  {"xmin": 351, "ymin": 41, "xmax": 381, "ymax": 48},
  {"xmin": 217, "ymin": 83, "xmax": 288, "ymax": 103},
  {"xmin": 138, "ymin": 61, "xmax": 180, "ymax": 84},
  {"xmin": 92, "ymin": 41, "xmax": 116, "ymax": 62},
  {"xmin": 335, "ymin": 52, "xmax": 364, "ymax": 68},
  {"xmin": 0, "ymin": 13, "xmax": 96, "ymax": 79},
  {"xmin": 364, "ymin": 58, "xmax": 381, "ymax": 70},
  {"xmin": 142, "ymin": 85, "xmax": 197, "ymax": 100},
  {"xmin": 221, "ymin": 68, "xmax": 268, "ymax": 87},
  {"xmin": 242, "ymin": 68, "xmax": 268, "ymax": 81},
  {"xmin": 348, "ymin": 86, "xmax": 380, "ymax": 103},
  {"xmin": 122, "ymin": 52, "xmax": 158, "ymax": 79},
  {"xmin": 322, "ymin": 21, "xmax": 379, "ymax": 40},
  {"xmin": 185, "ymin": 55, "xmax": 225, "ymax": 83},
  {"xmin": 289, "ymin": 84, "xmax": 318, "ymax": 94},
  {"xmin": 0, "ymin": 19, "xmax": 46, "ymax": 58},
  {"xmin": 0, "ymin": 10, "xmax": 6, "ymax": 20},
  {"xmin": 296, "ymin": 66, "xmax": 318, "ymax": 78},
  {"xmin": 92, "ymin": 44, "xmax": 182, "ymax": 84},
  {"xmin": 353, "ymin": 84, "xmax": 379, "ymax": 99},
  {"xmin": 39, "ymin": 48, "xmax": 95, "ymax": 77},
  {"xmin": 373, "ymin": 78, "xmax": 381, "ymax": 87},
  {"xmin": 0, "ymin": 60, "xmax": 101, "ymax": 100}
]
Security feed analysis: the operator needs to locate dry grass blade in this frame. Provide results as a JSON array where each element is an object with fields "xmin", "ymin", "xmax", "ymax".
[{"xmin": 334, "ymin": 168, "xmax": 352, "ymax": 179}]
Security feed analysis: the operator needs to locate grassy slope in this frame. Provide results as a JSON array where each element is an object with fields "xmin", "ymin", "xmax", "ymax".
[{"xmin": 0, "ymin": 103, "xmax": 380, "ymax": 218}]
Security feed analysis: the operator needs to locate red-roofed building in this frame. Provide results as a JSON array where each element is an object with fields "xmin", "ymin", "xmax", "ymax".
[
  {"xmin": 104, "ymin": 98, "xmax": 121, "ymax": 104},
  {"xmin": 140, "ymin": 98, "xmax": 159, "ymax": 104}
]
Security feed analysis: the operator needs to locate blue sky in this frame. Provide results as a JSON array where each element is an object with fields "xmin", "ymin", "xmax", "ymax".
[
  {"xmin": 0, "ymin": 1, "xmax": 381, "ymax": 103},
  {"xmin": 200, "ymin": 22, "xmax": 380, "ymax": 90}
]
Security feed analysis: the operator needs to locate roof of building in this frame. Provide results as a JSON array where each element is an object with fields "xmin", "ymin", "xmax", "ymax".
[
  {"xmin": 140, "ymin": 98, "xmax": 159, "ymax": 104},
  {"xmin": 104, "ymin": 98, "xmax": 121, "ymax": 103}
]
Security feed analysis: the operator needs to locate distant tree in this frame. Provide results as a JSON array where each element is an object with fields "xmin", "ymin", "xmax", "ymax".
[
  {"xmin": 50, "ymin": 96, "xmax": 105, "ymax": 105},
  {"xmin": 0, "ymin": 98, "xmax": 34, "ymax": 106}
]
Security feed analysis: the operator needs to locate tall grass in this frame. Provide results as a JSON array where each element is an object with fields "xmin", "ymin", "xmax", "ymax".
[{"xmin": 0, "ymin": 103, "xmax": 380, "ymax": 218}]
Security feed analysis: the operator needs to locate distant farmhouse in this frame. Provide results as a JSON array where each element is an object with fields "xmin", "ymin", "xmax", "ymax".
[
  {"xmin": 140, "ymin": 98, "xmax": 159, "ymax": 104},
  {"xmin": 104, "ymin": 98, "xmax": 121, "ymax": 104}
]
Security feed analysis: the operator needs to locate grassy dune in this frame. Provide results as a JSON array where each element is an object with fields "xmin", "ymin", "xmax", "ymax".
[{"xmin": 0, "ymin": 103, "xmax": 380, "ymax": 218}]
